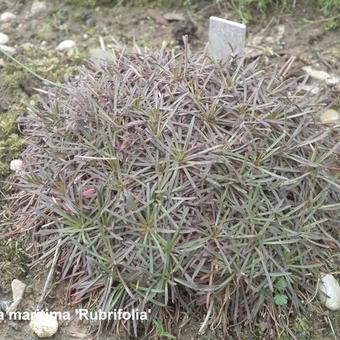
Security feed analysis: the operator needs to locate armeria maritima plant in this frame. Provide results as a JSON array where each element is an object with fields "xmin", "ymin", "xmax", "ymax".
[{"xmin": 7, "ymin": 46, "xmax": 340, "ymax": 337}]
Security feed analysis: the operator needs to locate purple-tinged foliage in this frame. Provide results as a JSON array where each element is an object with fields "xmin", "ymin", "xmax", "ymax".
[{"xmin": 10, "ymin": 48, "xmax": 340, "ymax": 337}]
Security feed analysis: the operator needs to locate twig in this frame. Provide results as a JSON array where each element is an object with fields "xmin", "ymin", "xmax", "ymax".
[
  {"xmin": 306, "ymin": 277, "xmax": 320, "ymax": 304},
  {"xmin": 199, "ymin": 299, "xmax": 214, "ymax": 335},
  {"xmin": 327, "ymin": 315, "xmax": 336, "ymax": 340},
  {"xmin": 99, "ymin": 36, "xmax": 106, "ymax": 51},
  {"xmin": 75, "ymin": 155, "xmax": 117, "ymax": 160},
  {"xmin": 38, "ymin": 239, "xmax": 62, "ymax": 308},
  {"xmin": 303, "ymin": 14, "xmax": 340, "ymax": 25}
]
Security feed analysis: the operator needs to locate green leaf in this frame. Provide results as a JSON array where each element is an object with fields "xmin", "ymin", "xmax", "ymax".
[
  {"xmin": 153, "ymin": 319, "xmax": 176, "ymax": 339},
  {"xmin": 274, "ymin": 294, "xmax": 288, "ymax": 306},
  {"xmin": 275, "ymin": 278, "xmax": 288, "ymax": 291}
]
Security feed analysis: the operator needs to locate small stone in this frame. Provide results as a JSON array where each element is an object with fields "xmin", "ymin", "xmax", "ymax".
[
  {"xmin": 31, "ymin": 1, "xmax": 47, "ymax": 15},
  {"xmin": 303, "ymin": 66, "xmax": 339, "ymax": 86},
  {"xmin": 276, "ymin": 25, "xmax": 285, "ymax": 41},
  {"xmin": 326, "ymin": 76, "xmax": 340, "ymax": 86},
  {"xmin": 164, "ymin": 12, "xmax": 185, "ymax": 22},
  {"xmin": 56, "ymin": 39, "xmax": 76, "ymax": 51},
  {"xmin": 0, "ymin": 33, "xmax": 9, "ymax": 45},
  {"xmin": 29, "ymin": 311, "xmax": 58, "ymax": 338},
  {"xmin": 319, "ymin": 274, "xmax": 340, "ymax": 311},
  {"xmin": 10, "ymin": 159, "xmax": 23, "ymax": 173},
  {"xmin": 297, "ymin": 84, "xmax": 320, "ymax": 95},
  {"xmin": 320, "ymin": 109, "xmax": 339, "ymax": 124},
  {"xmin": 0, "ymin": 45, "xmax": 16, "ymax": 55},
  {"xmin": 0, "ymin": 12, "xmax": 16, "ymax": 22},
  {"xmin": 6, "ymin": 279, "xmax": 26, "ymax": 313},
  {"xmin": 11, "ymin": 279, "xmax": 26, "ymax": 301}
]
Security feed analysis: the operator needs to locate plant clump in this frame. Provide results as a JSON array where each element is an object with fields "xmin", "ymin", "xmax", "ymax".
[{"xmin": 10, "ymin": 48, "xmax": 340, "ymax": 337}]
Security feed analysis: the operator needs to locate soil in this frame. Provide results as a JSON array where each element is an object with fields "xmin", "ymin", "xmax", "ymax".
[{"xmin": 0, "ymin": 0, "xmax": 339, "ymax": 339}]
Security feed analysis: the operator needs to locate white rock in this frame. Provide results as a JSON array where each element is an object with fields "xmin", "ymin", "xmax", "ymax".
[
  {"xmin": 0, "ymin": 33, "xmax": 9, "ymax": 45},
  {"xmin": 10, "ymin": 159, "xmax": 23, "ymax": 173},
  {"xmin": 29, "ymin": 311, "xmax": 58, "ymax": 338},
  {"xmin": 11, "ymin": 279, "xmax": 26, "ymax": 301},
  {"xmin": 297, "ymin": 84, "xmax": 320, "ymax": 95},
  {"xmin": 31, "ymin": 1, "xmax": 47, "ymax": 15},
  {"xmin": 0, "ymin": 45, "xmax": 16, "ymax": 55},
  {"xmin": 6, "ymin": 279, "xmax": 27, "ymax": 313},
  {"xmin": 56, "ymin": 40, "xmax": 76, "ymax": 51},
  {"xmin": 164, "ymin": 12, "xmax": 185, "ymax": 21},
  {"xmin": 319, "ymin": 274, "xmax": 340, "ymax": 311},
  {"xmin": 0, "ymin": 12, "xmax": 16, "ymax": 22},
  {"xmin": 303, "ymin": 66, "xmax": 340, "ymax": 86},
  {"xmin": 276, "ymin": 25, "xmax": 285, "ymax": 41},
  {"xmin": 325, "ymin": 76, "xmax": 340, "ymax": 86},
  {"xmin": 320, "ymin": 109, "xmax": 339, "ymax": 124}
]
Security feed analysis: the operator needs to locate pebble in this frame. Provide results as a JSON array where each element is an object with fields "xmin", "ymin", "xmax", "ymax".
[
  {"xmin": 29, "ymin": 312, "xmax": 58, "ymax": 338},
  {"xmin": 0, "ymin": 33, "xmax": 9, "ymax": 45},
  {"xmin": 320, "ymin": 109, "xmax": 339, "ymax": 124},
  {"xmin": 12, "ymin": 279, "xmax": 26, "ymax": 301},
  {"xmin": 164, "ymin": 12, "xmax": 185, "ymax": 22},
  {"xmin": 0, "ymin": 45, "xmax": 16, "ymax": 55},
  {"xmin": 56, "ymin": 39, "xmax": 76, "ymax": 51},
  {"xmin": 31, "ymin": 1, "xmax": 47, "ymax": 15},
  {"xmin": 10, "ymin": 159, "xmax": 23, "ymax": 173},
  {"xmin": 297, "ymin": 84, "xmax": 320, "ymax": 95},
  {"xmin": 303, "ymin": 66, "xmax": 339, "ymax": 86},
  {"xmin": 0, "ymin": 12, "xmax": 16, "ymax": 22},
  {"xmin": 319, "ymin": 274, "xmax": 340, "ymax": 311},
  {"xmin": 7, "ymin": 279, "xmax": 26, "ymax": 313}
]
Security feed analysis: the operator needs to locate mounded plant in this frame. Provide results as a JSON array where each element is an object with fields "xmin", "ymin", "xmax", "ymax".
[{"xmin": 7, "ymin": 47, "xmax": 340, "ymax": 337}]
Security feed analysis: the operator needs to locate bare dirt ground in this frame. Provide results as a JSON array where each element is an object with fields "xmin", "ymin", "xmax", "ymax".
[{"xmin": 0, "ymin": 0, "xmax": 339, "ymax": 339}]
